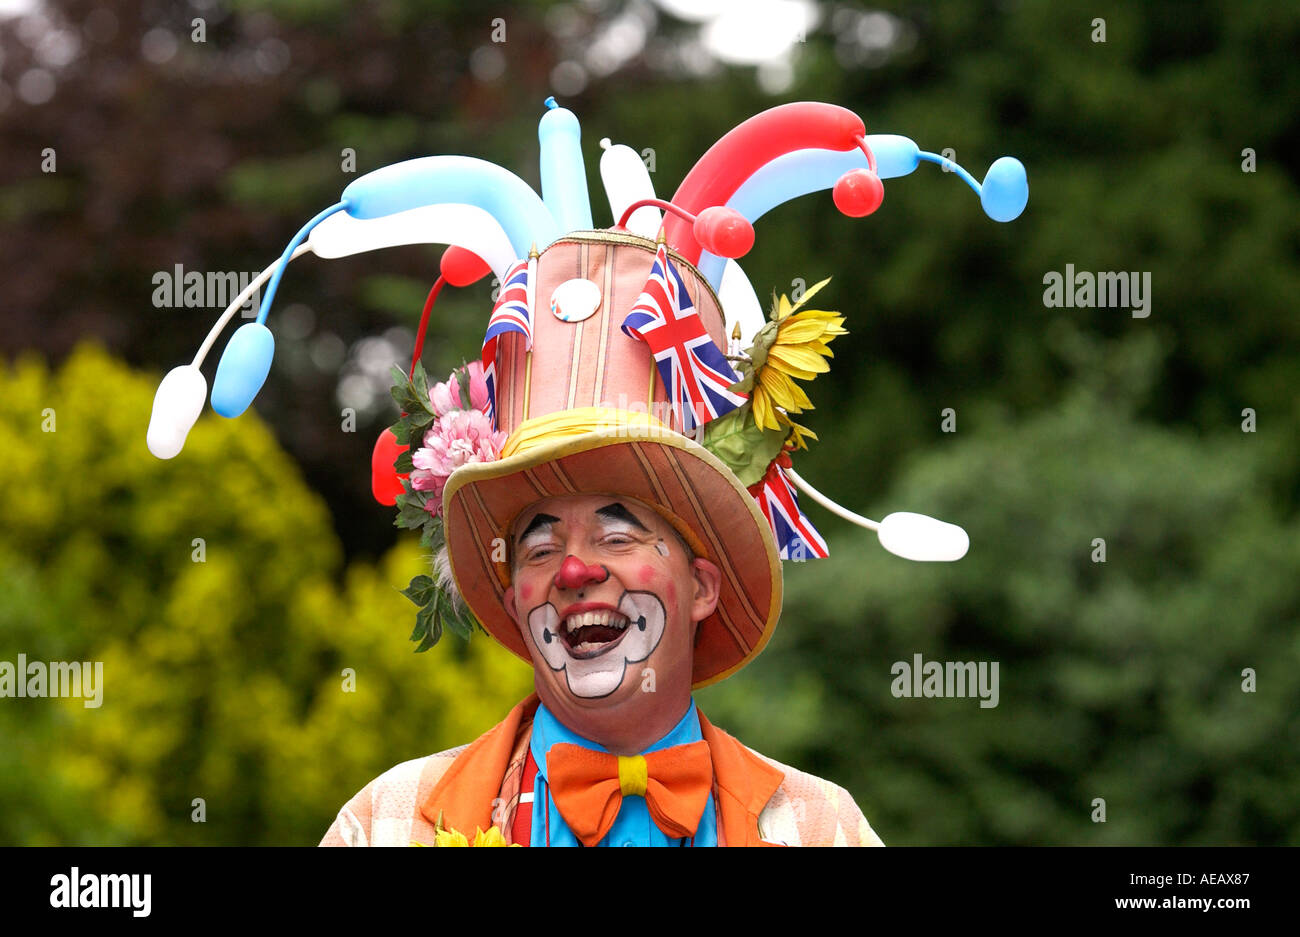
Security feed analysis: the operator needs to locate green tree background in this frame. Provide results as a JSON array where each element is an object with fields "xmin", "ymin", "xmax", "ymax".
[{"xmin": 1, "ymin": 0, "xmax": 1297, "ymax": 844}]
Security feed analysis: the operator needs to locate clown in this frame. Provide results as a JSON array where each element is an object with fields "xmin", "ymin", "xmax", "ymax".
[{"xmin": 147, "ymin": 99, "xmax": 1026, "ymax": 847}]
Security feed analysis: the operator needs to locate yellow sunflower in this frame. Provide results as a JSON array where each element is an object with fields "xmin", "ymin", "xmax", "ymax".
[
  {"xmin": 741, "ymin": 277, "xmax": 846, "ymax": 449},
  {"xmin": 414, "ymin": 819, "xmax": 520, "ymax": 846}
]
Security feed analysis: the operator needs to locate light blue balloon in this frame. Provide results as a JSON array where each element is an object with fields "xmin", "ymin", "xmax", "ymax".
[
  {"xmin": 698, "ymin": 135, "xmax": 925, "ymax": 286},
  {"xmin": 538, "ymin": 103, "xmax": 594, "ymax": 232},
  {"xmin": 979, "ymin": 156, "xmax": 1028, "ymax": 222},
  {"xmin": 212, "ymin": 322, "xmax": 275, "ymax": 418},
  {"xmin": 340, "ymin": 155, "xmax": 559, "ymax": 258}
]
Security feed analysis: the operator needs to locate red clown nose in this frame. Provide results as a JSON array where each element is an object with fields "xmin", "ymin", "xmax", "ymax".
[{"xmin": 554, "ymin": 555, "xmax": 609, "ymax": 590}]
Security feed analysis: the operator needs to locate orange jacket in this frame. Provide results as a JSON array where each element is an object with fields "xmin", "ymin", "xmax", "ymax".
[{"xmin": 320, "ymin": 694, "xmax": 883, "ymax": 847}]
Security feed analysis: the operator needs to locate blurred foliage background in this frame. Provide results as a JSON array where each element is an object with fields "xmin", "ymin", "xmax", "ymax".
[{"xmin": 1, "ymin": 0, "xmax": 1297, "ymax": 845}]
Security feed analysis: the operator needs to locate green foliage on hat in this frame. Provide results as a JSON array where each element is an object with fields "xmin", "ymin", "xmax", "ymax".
[{"xmin": 387, "ymin": 363, "xmax": 481, "ymax": 651}]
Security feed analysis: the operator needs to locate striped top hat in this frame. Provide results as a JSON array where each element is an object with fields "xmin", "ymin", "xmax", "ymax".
[
  {"xmin": 445, "ymin": 228, "xmax": 782, "ymax": 687},
  {"xmin": 147, "ymin": 98, "xmax": 1028, "ymax": 687}
]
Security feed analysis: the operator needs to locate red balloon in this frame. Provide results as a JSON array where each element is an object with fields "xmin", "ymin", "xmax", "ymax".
[
  {"xmin": 832, "ymin": 169, "xmax": 884, "ymax": 217},
  {"xmin": 693, "ymin": 206, "xmax": 755, "ymax": 259},
  {"xmin": 371, "ymin": 428, "xmax": 409, "ymax": 506},
  {"xmin": 440, "ymin": 245, "xmax": 492, "ymax": 287},
  {"xmin": 665, "ymin": 102, "xmax": 866, "ymax": 262}
]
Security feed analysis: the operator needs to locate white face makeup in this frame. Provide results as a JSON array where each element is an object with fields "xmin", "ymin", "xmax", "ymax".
[
  {"xmin": 511, "ymin": 499, "xmax": 685, "ymax": 700},
  {"xmin": 526, "ymin": 589, "xmax": 666, "ymax": 698}
]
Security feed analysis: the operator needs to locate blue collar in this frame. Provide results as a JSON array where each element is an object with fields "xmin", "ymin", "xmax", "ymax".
[
  {"xmin": 527, "ymin": 698, "xmax": 717, "ymax": 847},
  {"xmin": 530, "ymin": 698, "xmax": 704, "ymax": 765}
]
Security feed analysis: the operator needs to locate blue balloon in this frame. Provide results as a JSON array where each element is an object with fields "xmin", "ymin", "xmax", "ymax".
[
  {"xmin": 212, "ymin": 322, "xmax": 275, "ymax": 418},
  {"xmin": 538, "ymin": 103, "xmax": 594, "ymax": 232},
  {"xmin": 979, "ymin": 156, "xmax": 1028, "ymax": 222},
  {"xmin": 698, "ymin": 135, "xmax": 926, "ymax": 286},
  {"xmin": 340, "ymin": 155, "xmax": 559, "ymax": 259}
]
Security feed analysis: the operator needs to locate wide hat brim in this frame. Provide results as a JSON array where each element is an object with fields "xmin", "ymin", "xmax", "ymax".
[{"xmin": 442, "ymin": 419, "xmax": 783, "ymax": 688}]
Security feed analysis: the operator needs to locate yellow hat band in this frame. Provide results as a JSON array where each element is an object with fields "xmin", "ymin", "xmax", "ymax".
[
  {"xmin": 501, "ymin": 406, "xmax": 678, "ymax": 459},
  {"xmin": 482, "ymin": 407, "xmax": 713, "ymax": 568}
]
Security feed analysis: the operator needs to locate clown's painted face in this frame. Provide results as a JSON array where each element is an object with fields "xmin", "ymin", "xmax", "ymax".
[{"xmin": 503, "ymin": 494, "xmax": 720, "ymax": 707}]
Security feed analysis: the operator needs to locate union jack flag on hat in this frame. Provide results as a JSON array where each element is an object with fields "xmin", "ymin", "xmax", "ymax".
[
  {"xmin": 480, "ymin": 253, "xmax": 535, "ymax": 424},
  {"xmin": 750, "ymin": 454, "xmax": 829, "ymax": 560},
  {"xmin": 620, "ymin": 239, "xmax": 747, "ymax": 434}
]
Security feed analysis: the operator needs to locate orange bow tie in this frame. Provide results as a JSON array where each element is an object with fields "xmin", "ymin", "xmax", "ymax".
[{"xmin": 545, "ymin": 740, "xmax": 713, "ymax": 847}]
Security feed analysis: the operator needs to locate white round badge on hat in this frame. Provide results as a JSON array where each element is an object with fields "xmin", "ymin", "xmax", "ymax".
[{"xmin": 551, "ymin": 278, "xmax": 602, "ymax": 323}]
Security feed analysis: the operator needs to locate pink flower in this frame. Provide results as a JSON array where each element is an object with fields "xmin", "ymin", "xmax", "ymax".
[
  {"xmin": 408, "ymin": 408, "xmax": 507, "ymax": 516},
  {"xmin": 465, "ymin": 360, "xmax": 491, "ymax": 413},
  {"xmin": 428, "ymin": 361, "xmax": 492, "ymax": 417},
  {"xmin": 428, "ymin": 377, "xmax": 461, "ymax": 417}
]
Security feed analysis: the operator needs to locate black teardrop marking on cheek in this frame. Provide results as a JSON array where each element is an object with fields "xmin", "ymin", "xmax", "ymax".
[
  {"xmin": 636, "ymin": 616, "xmax": 646, "ymax": 631},
  {"xmin": 543, "ymin": 628, "xmax": 553, "ymax": 644}
]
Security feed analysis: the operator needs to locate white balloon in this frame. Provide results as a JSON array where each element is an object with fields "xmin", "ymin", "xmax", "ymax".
[
  {"xmin": 147, "ymin": 364, "xmax": 208, "ymax": 460},
  {"xmin": 599, "ymin": 140, "xmax": 661, "ymax": 238},
  {"xmin": 307, "ymin": 202, "xmax": 519, "ymax": 280},
  {"xmin": 877, "ymin": 512, "xmax": 970, "ymax": 562},
  {"xmin": 716, "ymin": 259, "xmax": 765, "ymax": 349}
]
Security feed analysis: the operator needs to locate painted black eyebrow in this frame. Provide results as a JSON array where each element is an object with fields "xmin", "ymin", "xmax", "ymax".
[
  {"xmin": 516, "ymin": 513, "xmax": 561, "ymax": 545},
  {"xmin": 595, "ymin": 502, "xmax": 651, "ymax": 532}
]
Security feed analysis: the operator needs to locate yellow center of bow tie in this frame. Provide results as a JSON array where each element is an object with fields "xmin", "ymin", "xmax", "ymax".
[{"xmin": 617, "ymin": 754, "xmax": 648, "ymax": 797}]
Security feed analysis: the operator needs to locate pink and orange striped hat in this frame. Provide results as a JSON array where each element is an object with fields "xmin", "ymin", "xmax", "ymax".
[{"xmin": 443, "ymin": 231, "xmax": 782, "ymax": 688}]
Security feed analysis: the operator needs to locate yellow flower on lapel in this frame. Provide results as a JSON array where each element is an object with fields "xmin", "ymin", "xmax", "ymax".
[
  {"xmin": 414, "ymin": 813, "xmax": 521, "ymax": 846},
  {"xmin": 435, "ymin": 827, "xmax": 472, "ymax": 847}
]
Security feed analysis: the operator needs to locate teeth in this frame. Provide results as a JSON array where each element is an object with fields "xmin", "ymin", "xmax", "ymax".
[{"xmin": 564, "ymin": 609, "xmax": 629, "ymax": 633}]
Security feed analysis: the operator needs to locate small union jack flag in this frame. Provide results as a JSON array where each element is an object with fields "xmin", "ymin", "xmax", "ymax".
[
  {"xmin": 751, "ymin": 456, "xmax": 829, "ymax": 560},
  {"xmin": 481, "ymin": 255, "xmax": 535, "ymax": 424},
  {"xmin": 621, "ymin": 241, "xmax": 746, "ymax": 434}
]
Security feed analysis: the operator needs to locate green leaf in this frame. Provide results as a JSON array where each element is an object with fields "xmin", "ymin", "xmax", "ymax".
[
  {"xmin": 412, "ymin": 361, "xmax": 430, "ymax": 404},
  {"xmin": 455, "ymin": 364, "xmax": 472, "ymax": 409},
  {"xmin": 702, "ymin": 407, "xmax": 788, "ymax": 487},
  {"xmin": 441, "ymin": 590, "xmax": 472, "ymax": 641},
  {"xmin": 389, "ymin": 364, "xmax": 408, "ymax": 388},
  {"xmin": 409, "ymin": 614, "xmax": 428, "ymax": 643},
  {"xmin": 389, "ymin": 420, "xmax": 411, "ymax": 446},
  {"xmin": 395, "ymin": 492, "xmax": 430, "ymax": 529},
  {"xmin": 424, "ymin": 521, "xmax": 446, "ymax": 552},
  {"xmin": 414, "ymin": 602, "xmax": 441, "ymax": 652},
  {"xmin": 400, "ymin": 574, "xmax": 435, "ymax": 607},
  {"xmin": 393, "ymin": 449, "xmax": 415, "ymax": 473}
]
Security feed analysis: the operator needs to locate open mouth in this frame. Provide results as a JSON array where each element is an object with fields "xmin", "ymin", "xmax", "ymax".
[{"xmin": 559, "ymin": 608, "xmax": 640, "ymax": 659}]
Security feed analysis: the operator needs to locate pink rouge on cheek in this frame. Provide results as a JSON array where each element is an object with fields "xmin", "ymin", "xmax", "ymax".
[
  {"xmin": 637, "ymin": 563, "xmax": 655, "ymax": 586},
  {"xmin": 520, "ymin": 582, "xmax": 534, "ymax": 603}
]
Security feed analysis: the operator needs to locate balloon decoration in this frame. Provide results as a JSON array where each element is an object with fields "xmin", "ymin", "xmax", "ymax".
[
  {"xmin": 538, "ymin": 96, "xmax": 594, "ymax": 232},
  {"xmin": 664, "ymin": 102, "xmax": 868, "ymax": 264},
  {"xmin": 146, "ymin": 364, "xmax": 208, "ymax": 460},
  {"xmin": 440, "ymin": 245, "xmax": 492, "ymax": 287},
  {"xmin": 831, "ymin": 168, "xmax": 885, "ymax": 218},
  {"xmin": 150, "ymin": 97, "xmax": 1029, "ymax": 567},
  {"xmin": 599, "ymin": 138, "xmax": 661, "ymax": 239},
  {"xmin": 371, "ymin": 428, "xmax": 409, "ymax": 506},
  {"xmin": 308, "ymin": 203, "xmax": 518, "ymax": 280},
  {"xmin": 211, "ymin": 322, "xmax": 276, "ymax": 418}
]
